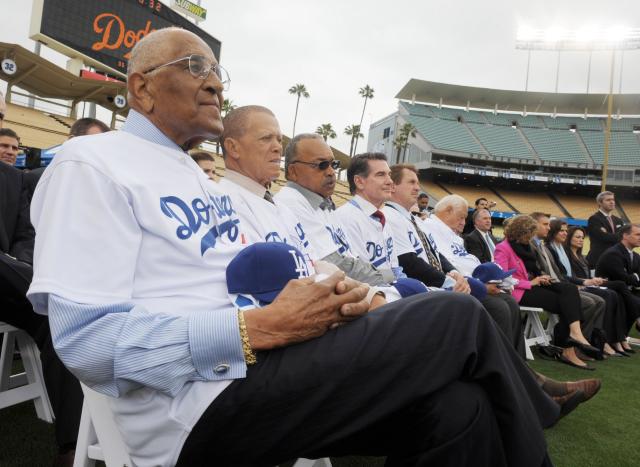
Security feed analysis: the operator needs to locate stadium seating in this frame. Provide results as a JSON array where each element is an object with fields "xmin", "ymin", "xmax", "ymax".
[
  {"xmin": 419, "ymin": 180, "xmax": 452, "ymax": 202},
  {"xmin": 496, "ymin": 189, "xmax": 565, "ymax": 217},
  {"xmin": 580, "ymin": 131, "xmax": 640, "ymax": 166},
  {"xmin": 4, "ymin": 102, "xmax": 71, "ymax": 148},
  {"xmin": 466, "ymin": 123, "xmax": 533, "ymax": 159},
  {"xmin": 401, "ymin": 102, "xmax": 435, "ymax": 118},
  {"xmin": 439, "ymin": 182, "xmax": 512, "ymax": 213},
  {"xmin": 542, "ymin": 116, "xmax": 603, "ymax": 131},
  {"xmin": 399, "ymin": 103, "xmax": 640, "ymax": 170},
  {"xmin": 521, "ymin": 128, "xmax": 591, "ymax": 164},
  {"xmin": 610, "ymin": 117, "xmax": 640, "ymax": 132},
  {"xmin": 555, "ymin": 194, "xmax": 599, "ymax": 220},
  {"xmin": 405, "ymin": 115, "xmax": 485, "ymax": 154},
  {"xmin": 619, "ymin": 199, "xmax": 640, "ymax": 223}
]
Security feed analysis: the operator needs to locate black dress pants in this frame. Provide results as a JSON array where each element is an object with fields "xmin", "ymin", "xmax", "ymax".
[
  {"xmin": 519, "ymin": 282, "xmax": 582, "ymax": 346},
  {"xmin": 177, "ymin": 292, "xmax": 556, "ymax": 467},
  {"xmin": 582, "ymin": 286, "xmax": 626, "ymax": 343},
  {"xmin": 481, "ymin": 293, "xmax": 526, "ymax": 359},
  {"xmin": 0, "ymin": 254, "xmax": 82, "ymax": 451}
]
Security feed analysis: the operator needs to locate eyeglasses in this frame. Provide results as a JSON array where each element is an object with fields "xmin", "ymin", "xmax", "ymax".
[
  {"xmin": 290, "ymin": 159, "xmax": 340, "ymax": 171},
  {"xmin": 143, "ymin": 54, "xmax": 231, "ymax": 91}
]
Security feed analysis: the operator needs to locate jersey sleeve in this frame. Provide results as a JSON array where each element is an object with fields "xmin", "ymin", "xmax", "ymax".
[{"xmin": 29, "ymin": 160, "xmax": 142, "ymax": 310}]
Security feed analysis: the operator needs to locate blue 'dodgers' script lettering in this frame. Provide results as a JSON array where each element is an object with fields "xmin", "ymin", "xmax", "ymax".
[{"xmin": 160, "ymin": 194, "xmax": 239, "ymax": 255}]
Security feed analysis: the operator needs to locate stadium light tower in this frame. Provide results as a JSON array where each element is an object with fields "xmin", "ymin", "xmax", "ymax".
[{"xmin": 516, "ymin": 26, "xmax": 640, "ymax": 191}]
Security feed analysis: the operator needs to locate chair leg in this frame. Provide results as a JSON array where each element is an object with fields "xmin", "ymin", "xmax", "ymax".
[
  {"xmin": 15, "ymin": 332, "xmax": 54, "ymax": 423},
  {"xmin": 73, "ymin": 401, "xmax": 97, "ymax": 467},
  {"xmin": 0, "ymin": 331, "xmax": 16, "ymax": 391}
]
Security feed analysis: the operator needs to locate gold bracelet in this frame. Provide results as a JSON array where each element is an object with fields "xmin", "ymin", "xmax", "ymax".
[{"xmin": 237, "ymin": 311, "xmax": 257, "ymax": 365}]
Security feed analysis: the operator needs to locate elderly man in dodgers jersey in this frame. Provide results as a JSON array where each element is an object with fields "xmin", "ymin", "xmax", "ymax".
[
  {"xmin": 27, "ymin": 28, "xmax": 559, "ymax": 467},
  {"xmin": 276, "ymin": 133, "xmax": 397, "ymax": 286}
]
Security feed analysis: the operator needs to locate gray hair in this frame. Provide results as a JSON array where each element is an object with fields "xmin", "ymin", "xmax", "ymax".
[
  {"xmin": 127, "ymin": 27, "xmax": 189, "ymax": 77},
  {"xmin": 434, "ymin": 194, "xmax": 468, "ymax": 214},
  {"xmin": 596, "ymin": 191, "xmax": 614, "ymax": 204},
  {"xmin": 284, "ymin": 133, "xmax": 324, "ymax": 178}
]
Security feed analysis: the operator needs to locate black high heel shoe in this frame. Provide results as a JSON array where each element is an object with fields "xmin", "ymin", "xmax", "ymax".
[{"xmin": 566, "ymin": 337, "xmax": 604, "ymax": 360}]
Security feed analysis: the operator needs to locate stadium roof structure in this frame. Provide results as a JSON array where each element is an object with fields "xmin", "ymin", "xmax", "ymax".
[
  {"xmin": 0, "ymin": 42, "xmax": 127, "ymax": 115},
  {"xmin": 396, "ymin": 79, "xmax": 640, "ymax": 116}
]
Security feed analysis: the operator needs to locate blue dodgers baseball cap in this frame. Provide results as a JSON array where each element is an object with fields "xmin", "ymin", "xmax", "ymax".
[
  {"xmin": 393, "ymin": 278, "xmax": 428, "ymax": 298},
  {"xmin": 467, "ymin": 277, "xmax": 487, "ymax": 301},
  {"xmin": 226, "ymin": 242, "xmax": 311, "ymax": 304},
  {"xmin": 472, "ymin": 262, "xmax": 517, "ymax": 284}
]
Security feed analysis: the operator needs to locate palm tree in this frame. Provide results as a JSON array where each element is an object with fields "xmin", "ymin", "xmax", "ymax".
[
  {"xmin": 399, "ymin": 123, "xmax": 417, "ymax": 162},
  {"xmin": 315, "ymin": 123, "xmax": 337, "ymax": 142},
  {"xmin": 393, "ymin": 134, "xmax": 407, "ymax": 163},
  {"xmin": 353, "ymin": 84, "xmax": 374, "ymax": 155},
  {"xmin": 289, "ymin": 84, "xmax": 310, "ymax": 136},
  {"xmin": 222, "ymin": 98, "xmax": 236, "ymax": 116},
  {"xmin": 344, "ymin": 124, "xmax": 364, "ymax": 157},
  {"xmin": 215, "ymin": 99, "xmax": 237, "ymax": 154}
]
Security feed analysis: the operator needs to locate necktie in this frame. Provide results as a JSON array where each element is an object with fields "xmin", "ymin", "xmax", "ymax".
[
  {"xmin": 319, "ymin": 198, "xmax": 336, "ymax": 211},
  {"xmin": 607, "ymin": 215, "xmax": 615, "ymax": 233},
  {"xmin": 485, "ymin": 232, "xmax": 495, "ymax": 255},
  {"xmin": 263, "ymin": 190, "xmax": 274, "ymax": 204},
  {"xmin": 410, "ymin": 215, "xmax": 443, "ymax": 272},
  {"xmin": 371, "ymin": 210, "xmax": 386, "ymax": 228}
]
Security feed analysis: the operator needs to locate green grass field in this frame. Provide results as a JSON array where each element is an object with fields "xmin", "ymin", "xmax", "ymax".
[{"xmin": 2, "ymin": 344, "xmax": 639, "ymax": 467}]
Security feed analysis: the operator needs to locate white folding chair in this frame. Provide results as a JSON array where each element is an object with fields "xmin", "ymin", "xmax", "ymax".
[
  {"xmin": 73, "ymin": 383, "xmax": 132, "ymax": 467},
  {"xmin": 521, "ymin": 307, "xmax": 553, "ymax": 360},
  {"xmin": 0, "ymin": 321, "xmax": 54, "ymax": 422},
  {"xmin": 74, "ymin": 382, "xmax": 332, "ymax": 467}
]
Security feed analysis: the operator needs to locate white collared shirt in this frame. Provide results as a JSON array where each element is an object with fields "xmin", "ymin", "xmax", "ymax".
[{"xmin": 335, "ymin": 194, "xmax": 398, "ymax": 270}]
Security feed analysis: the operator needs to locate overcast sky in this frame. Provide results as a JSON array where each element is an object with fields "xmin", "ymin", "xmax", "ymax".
[{"xmin": 1, "ymin": 0, "xmax": 639, "ymax": 153}]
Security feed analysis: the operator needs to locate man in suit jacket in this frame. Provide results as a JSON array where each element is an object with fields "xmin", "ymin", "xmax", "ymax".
[
  {"xmin": 595, "ymin": 224, "xmax": 640, "ymax": 288},
  {"xmin": 594, "ymin": 224, "xmax": 640, "ymax": 333},
  {"xmin": 465, "ymin": 208, "xmax": 499, "ymax": 263},
  {"xmin": 586, "ymin": 191, "xmax": 625, "ymax": 268}
]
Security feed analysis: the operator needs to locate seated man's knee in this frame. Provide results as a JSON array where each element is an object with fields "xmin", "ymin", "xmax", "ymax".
[{"xmin": 419, "ymin": 381, "xmax": 495, "ymax": 446}]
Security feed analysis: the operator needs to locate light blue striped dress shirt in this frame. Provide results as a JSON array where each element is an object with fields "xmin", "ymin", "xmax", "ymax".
[{"xmin": 48, "ymin": 110, "xmax": 246, "ymax": 397}]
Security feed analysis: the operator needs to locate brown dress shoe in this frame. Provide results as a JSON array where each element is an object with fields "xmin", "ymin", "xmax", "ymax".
[
  {"xmin": 565, "ymin": 378, "xmax": 602, "ymax": 402},
  {"xmin": 553, "ymin": 390, "xmax": 586, "ymax": 419}
]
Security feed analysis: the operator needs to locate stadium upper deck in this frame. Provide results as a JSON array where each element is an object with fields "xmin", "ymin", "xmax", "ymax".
[{"xmin": 368, "ymin": 80, "xmax": 640, "ymax": 188}]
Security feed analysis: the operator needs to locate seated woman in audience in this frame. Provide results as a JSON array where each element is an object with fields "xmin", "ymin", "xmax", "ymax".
[
  {"xmin": 564, "ymin": 225, "xmax": 635, "ymax": 355},
  {"xmin": 494, "ymin": 215, "xmax": 599, "ymax": 370}
]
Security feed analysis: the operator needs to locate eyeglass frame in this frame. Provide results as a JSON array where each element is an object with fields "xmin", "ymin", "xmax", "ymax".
[
  {"xmin": 289, "ymin": 159, "xmax": 341, "ymax": 171},
  {"xmin": 142, "ymin": 54, "xmax": 230, "ymax": 90}
]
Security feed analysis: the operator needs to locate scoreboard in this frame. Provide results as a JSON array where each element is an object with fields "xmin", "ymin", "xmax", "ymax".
[{"xmin": 29, "ymin": 0, "xmax": 221, "ymax": 78}]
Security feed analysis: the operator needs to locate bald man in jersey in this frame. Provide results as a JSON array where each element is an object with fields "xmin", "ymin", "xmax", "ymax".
[{"xmin": 29, "ymin": 28, "xmax": 557, "ymax": 467}]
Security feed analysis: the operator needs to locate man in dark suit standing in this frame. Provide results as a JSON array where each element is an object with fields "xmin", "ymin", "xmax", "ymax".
[
  {"xmin": 465, "ymin": 208, "xmax": 499, "ymax": 263},
  {"xmin": 587, "ymin": 191, "xmax": 624, "ymax": 268}
]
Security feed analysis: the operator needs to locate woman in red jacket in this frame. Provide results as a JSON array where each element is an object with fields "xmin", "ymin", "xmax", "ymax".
[{"xmin": 494, "ymin": 215, "xmax": 599, "ymax": 370}]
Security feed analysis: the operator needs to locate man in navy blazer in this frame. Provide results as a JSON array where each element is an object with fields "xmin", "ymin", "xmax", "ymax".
[
  {"xmin": 587, "ymin": 191, "xmax": 625, "ymax": 268},
  {"xmin": 596, "ymin": 224, "xmax": 640, "ymax": 289}
]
